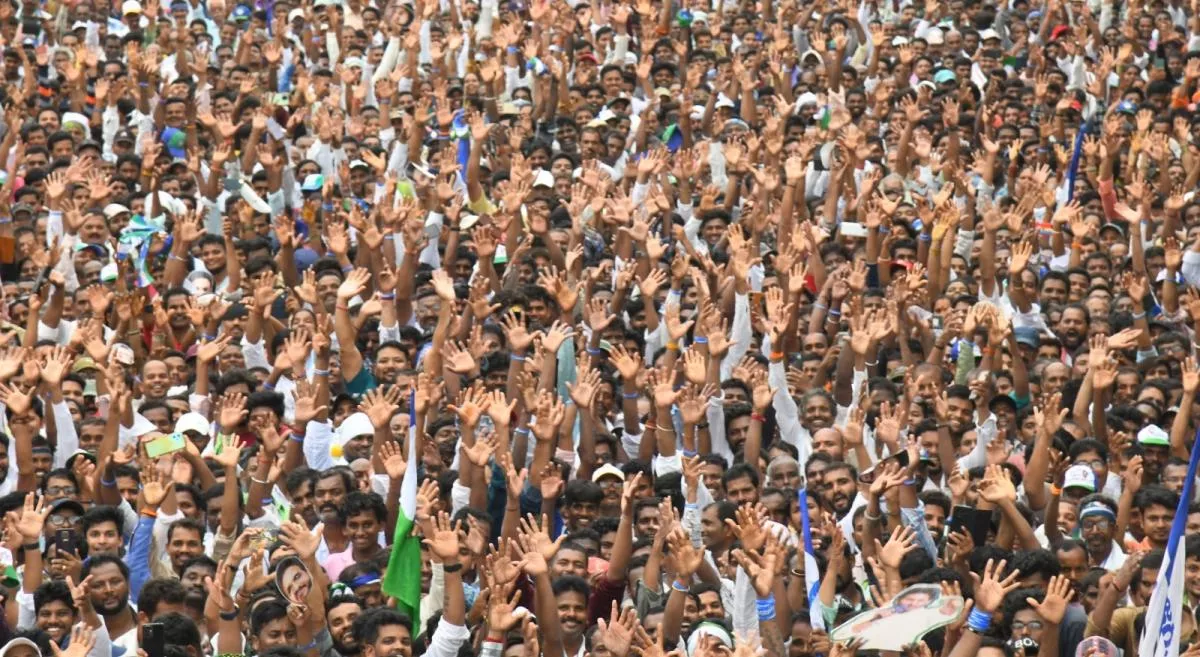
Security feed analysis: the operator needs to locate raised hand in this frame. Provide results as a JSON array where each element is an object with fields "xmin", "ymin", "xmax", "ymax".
[
  {"xmin": 1028, "ymin": 574, "xmax": 1075, "ymax": 626},
  {"xmin": 971, "ymin": 558, "xmax": 1022, "ymax": 613}
]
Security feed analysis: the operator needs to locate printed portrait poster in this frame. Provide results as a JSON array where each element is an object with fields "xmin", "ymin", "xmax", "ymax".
[{"xmin": 830, "ymin": 584, "xmax": 965, "ymax": 651}]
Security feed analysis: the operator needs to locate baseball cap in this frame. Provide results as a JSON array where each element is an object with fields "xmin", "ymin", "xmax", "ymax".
[
  {"xmin": 176, "ymin": 411, "xmax": 212, "ymax": 437},
  {"xmin": 231, "ymin": 4, "xmax": 252, "ymax": 20},
  {"xmin": 50, "ymin": 498, "xmax": 86, "ymax": 516},
  {"xmin": 122, "ymin": 0, "xmax": 142, "ymax": 14},
  {"xmin": 0, "ymin": 638, "xmax": 42, "ymax": 657},
  {"xmin": 926, "ymin": 27, "xmax": 944, "ymax": 44},
  {"xmin": 532, "ymin": 170, "xmax": 555, "ymax": 188},
  {"xmin": 1137, "ymin": 424, "xmax": 1170, "ymax": 447},
  {"xmin": 979, "ymin": 28, "xmax": 1001, "ymax": 41},
  {"xmin": 592, "ymin": 463, "xmax": 625, "ymax": 483},
  {"xmin": 934, "ymin": 69, "xmax": 956, "ymax": 84},
  {"xmin": 301, "ymin": 173, "xmax": 325, "ymax": 192},
  {"xmin": 71, "ymin": 356, "xmax": 98, "ymax": 373},
  {"xmin": 114, "ymin": 129, "xmax": 136, "ymax": 145},
  {"xmin": 1063, "ymin": 464, "xmax": 1097, "ymax": 492},
  {"xmin": 104, "ymin": 203, "xmax": 131, "ymax": 219},
  {"xmin": 1013, "ymin": 326, "xmax": 1040, "ymax": 348}
]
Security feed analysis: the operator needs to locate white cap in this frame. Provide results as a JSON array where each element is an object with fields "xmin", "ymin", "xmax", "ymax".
[
  {"xmin": 532, "ymin": 170, "xmax": 555, "ymax": 188},
  {"xmin": 595, "ymin": 108, "xmax": 617, "ymax": 122},
  {"xmin": 176, "ymin": 411, "xmax": 212, "ymax": 437},
  {"xmin": 338, "ymin": 412, "xmax": 375, "ymax": 440},
  {"xmin": 925, "ymin": 27, "xmax": 944, "ymax": 44},
  {"xmin": 892, "ymin": 36, "xmax": 910, "ymax": 46},
  {"xmin": 796, "ymin": 91, "xmax": 819, "ymax": 108},
  {"xmin": 715, "ymin": 93, "xmax": 736, "ymax": 109},
  {"xmin": 0, "ymin": 638, "xmax": 42, "ymax": 657},
  {"xmin": 979, "ymin": 28, "xmax": 1001, "ymax": 41},
  {"xmin": 103, "ymin": 203, "xmax": 131, "ymax": 219},
  {"xmin": 344, "ymin": 56, "xmax": 366, "ymax": 69},
  {"xmin": 122, "ymin": 0, "xmax": 142, "ymax": 13},
  {"xmin": 349, "ymin": 159, "xmax": 371, "ymax": 170},
  {"xmin": 288, "ymin": 7, "xmax": 305, "ymax": 20},
  {"xmin": 592, "ymin": 463, "xmax": 625, "ymax": 482},
  {"xmin": 1063, "ymin": 464, "xmax": 1097, "ymax": 491}
]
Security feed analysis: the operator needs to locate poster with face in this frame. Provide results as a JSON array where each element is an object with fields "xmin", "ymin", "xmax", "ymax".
[
  {"xmin": 829, "ymin": 584, "xmax": 965, "ymax": 651},
  {"xmin": 275, "ymin": 556, "xmax": 313, "ymax": 606}
]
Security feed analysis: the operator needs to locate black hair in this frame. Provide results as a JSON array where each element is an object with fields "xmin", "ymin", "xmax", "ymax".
[
  {"xmin": 340, "ymin": 491, "xmax": 388, "ymax": 524},
  {"xmin": 352, "ymin": 606, "xmax": 414, "ymax": 643},
  {"xmin": 33, "ymin": 580, "xmax": 74, "ymax": 614},
  {"xmin": 157, "ymin": 610, "xmax": 203, "ymax": 653},
  {"xmin": 139, "ymin": 578, "xmax": 188, "ymax": 619}
]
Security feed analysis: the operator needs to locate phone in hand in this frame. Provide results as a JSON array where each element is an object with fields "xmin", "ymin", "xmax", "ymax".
[
  {"xmin": 55, "ymin": 529, "xmax": 77, "ymax": 556},
  {"xmin": 143, "ymin": 623, "xmax": 164, "ymax": 657}
]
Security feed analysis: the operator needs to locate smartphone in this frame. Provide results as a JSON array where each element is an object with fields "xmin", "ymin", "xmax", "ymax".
[
  {"xmin": 143, "ymin": 623, "xmax": 165, "ymax": 657},
  {"xmin": 250, "ymin": 528, "xmax": 279, "ymax": 550},
  {"xmin": 948, "ymin": 504, "xmax": 992, "ymax": 547},
  {"xmin": 55, "ymin": 529, "xmax": 76, "ymax": 556},
  {"xmin": 857, "ymin": 450, "xmax": 910, "ymax": 484},
  {"xmin": 144, "ymin": 432, "xmax": 187, "ymax": 459},
  {"xmin": 841, "ymin": 222, "xmax": 869, "ymax": 238}
]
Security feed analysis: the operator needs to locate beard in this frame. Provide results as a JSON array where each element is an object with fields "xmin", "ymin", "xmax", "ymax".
[{"xmin": 332, "ymin": 636, "xmax": 360, "ymax": 656}]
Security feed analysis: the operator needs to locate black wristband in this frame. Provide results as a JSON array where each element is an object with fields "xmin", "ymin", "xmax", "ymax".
[
  {"xmin": 442, "ymin": 562, "xmax": 464, "ymax": 573},
  {"xmin": 22, "ymin": 542, "xmax": 39, "ymax": 552},
  {"xmin": 219, "ymin": 607, "xmax": 240, "ymax": 621}
]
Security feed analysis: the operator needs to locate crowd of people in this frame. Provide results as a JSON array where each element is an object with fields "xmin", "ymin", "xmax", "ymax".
[{"xmin": 0, "ymin": 0, "xmax": 1196, "ymax": 656}]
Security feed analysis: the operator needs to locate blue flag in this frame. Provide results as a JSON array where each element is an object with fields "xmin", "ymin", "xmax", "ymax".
[
  {"xmin": 1138, "ymin": 426, "xmax": 1200, "ymax": 657},
  {"xmin": 798, "ymin": 488, "xmax": 826, "ymax": 631}
]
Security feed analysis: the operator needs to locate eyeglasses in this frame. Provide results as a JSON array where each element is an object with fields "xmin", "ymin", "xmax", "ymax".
[
  {"xmin": 44, "ymin": 486, "xmax": 77, "ymax": 497},
  {"xmin": 48, "ymin": 514, "xmax": 81, "ymax": 528},
  {"xmin": 1011, "ymin": 621, "xmax": 1044, "ymax": 631},
  {"xmin": 1081, "ymin": 519, "xmax": 1111, "ymax": 532}
]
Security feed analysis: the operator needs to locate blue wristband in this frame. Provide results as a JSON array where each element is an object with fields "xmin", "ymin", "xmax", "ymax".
[
  {"xmin": 672, "ymin": 580, "xmax": 689, "ymax": 593},
  {"xmin": 380, "ymin": 293, "xmax": 396, "ymax": 300},
  {"xmin": 587, "ymin": 348, "xmax": 602, "ymax": 355},
  {"xmin": 693, "ymin": 336, "xmax": 708, "ymax": 344},
  {"xmin": 312, "ymin": 368, "xmax": 330, "ymax": 376},
  {"xmin": 623, "ymin": 392, "xmax": 640, "ymax": 399},
  {"xmin": 756, "ymin": 595, "xmax": 777, "ymax": 622},
  {"xmin": 511, "ymin": 354, "xmax": 526, "ymax": 362},
  {"xmin": 967, "ymin": 608, "xmax": 992, "ymax": 632}
]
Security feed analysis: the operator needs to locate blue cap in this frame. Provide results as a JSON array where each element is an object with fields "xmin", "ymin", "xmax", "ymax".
[
  {"xmin": 231, "ymin": 4, "xmax": 251, "ymax": 20},
  {"xmin": 1115, "ymin": 100, "xmax": 1137, "ymax": 115},
  {"xmin": 301, "ymin": 173, "xmax": 324, "ymax": 192},
  {"xmin": 933, "ymin": 69, "xmax": 956, "ymax": 85},
  {"xmin": 1014, "ymin": 326, "xmax": 1040, "ymax": 348}
]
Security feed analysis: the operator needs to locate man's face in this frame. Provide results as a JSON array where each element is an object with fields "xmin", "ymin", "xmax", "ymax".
[
  {"xmin": 88, "ymin": 562, "xmax": 130, "ymax": 616},
  {"xmin": 802, "ymin": 396, "xmax": 834, "ymax": 430},
  {"xmin": 1056, "ymin": 308, "xmax": 1088, "ymax": 349},
  {"xmin": 37, "ymin": 600, "xmax": 75, "ymax": 640},
  {"xmin": 725, "ymin": 475, "xmax": 758, "ymax": 506},
  {"xmin": 820, "ymin": 467, "xmax": 857, "ymax": 516},
  {"xmin": 563, "ymin": 500, "xmax": 599, "ymax": 529},
  {"xmin": 181, "ymin": 564, "xmax": 214, "ymax": 593},
  {"xmin": 556, "ymin": 590, "xmax": 589, "ymax": 639},
  {"xmin": 696, "ymin": 590, "xmax": 724, "ymax": 620},
  {"xmin": 86, "ymin": 519, "xmax": 122, "ymax": 556},
  {"xmin": 315, "ymin": 475, "xmax": 349, "ymax": 519},
  {"xmin": 634, "ymin": 504, "xmax": 661, "ymax": 538},
  {"xmin": 167, "ymin": 527, "xmax": 204, "ymax": 572},
  {"xmin": 116, "ymin": 476, "xmax": 140, "ymax": 506},
  {"xmin": 923, "ymin": 503, "xmax": 946, "ymax": 539},
  {"xmin": 328, "ymin": 602, "xmax": 363, "ymax": 655},
  {"xmin": 142, "ymin": 361, "xmax": 171, "ymax": 398},
  {"xmin": 769, "ymin": 462, "xmax": 801, "ymax": 489},
  {"xmin": 550, "ymin": 547, "xmax": 588, "ymax": 579},
  {"xmin": 1143, "ymin": 503, "xmax": 1174, "ymax": 545},
  {"xmin": 811, "ymin": 429, "xmax": 844, "ymax": 460},
  {"xmin": 346, "ymin": 511, "xmax": 381, "ymax": 551},
  {"xmin": 1056, "ymin": 546, "xmax": 1088, "ymax": 590}
]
